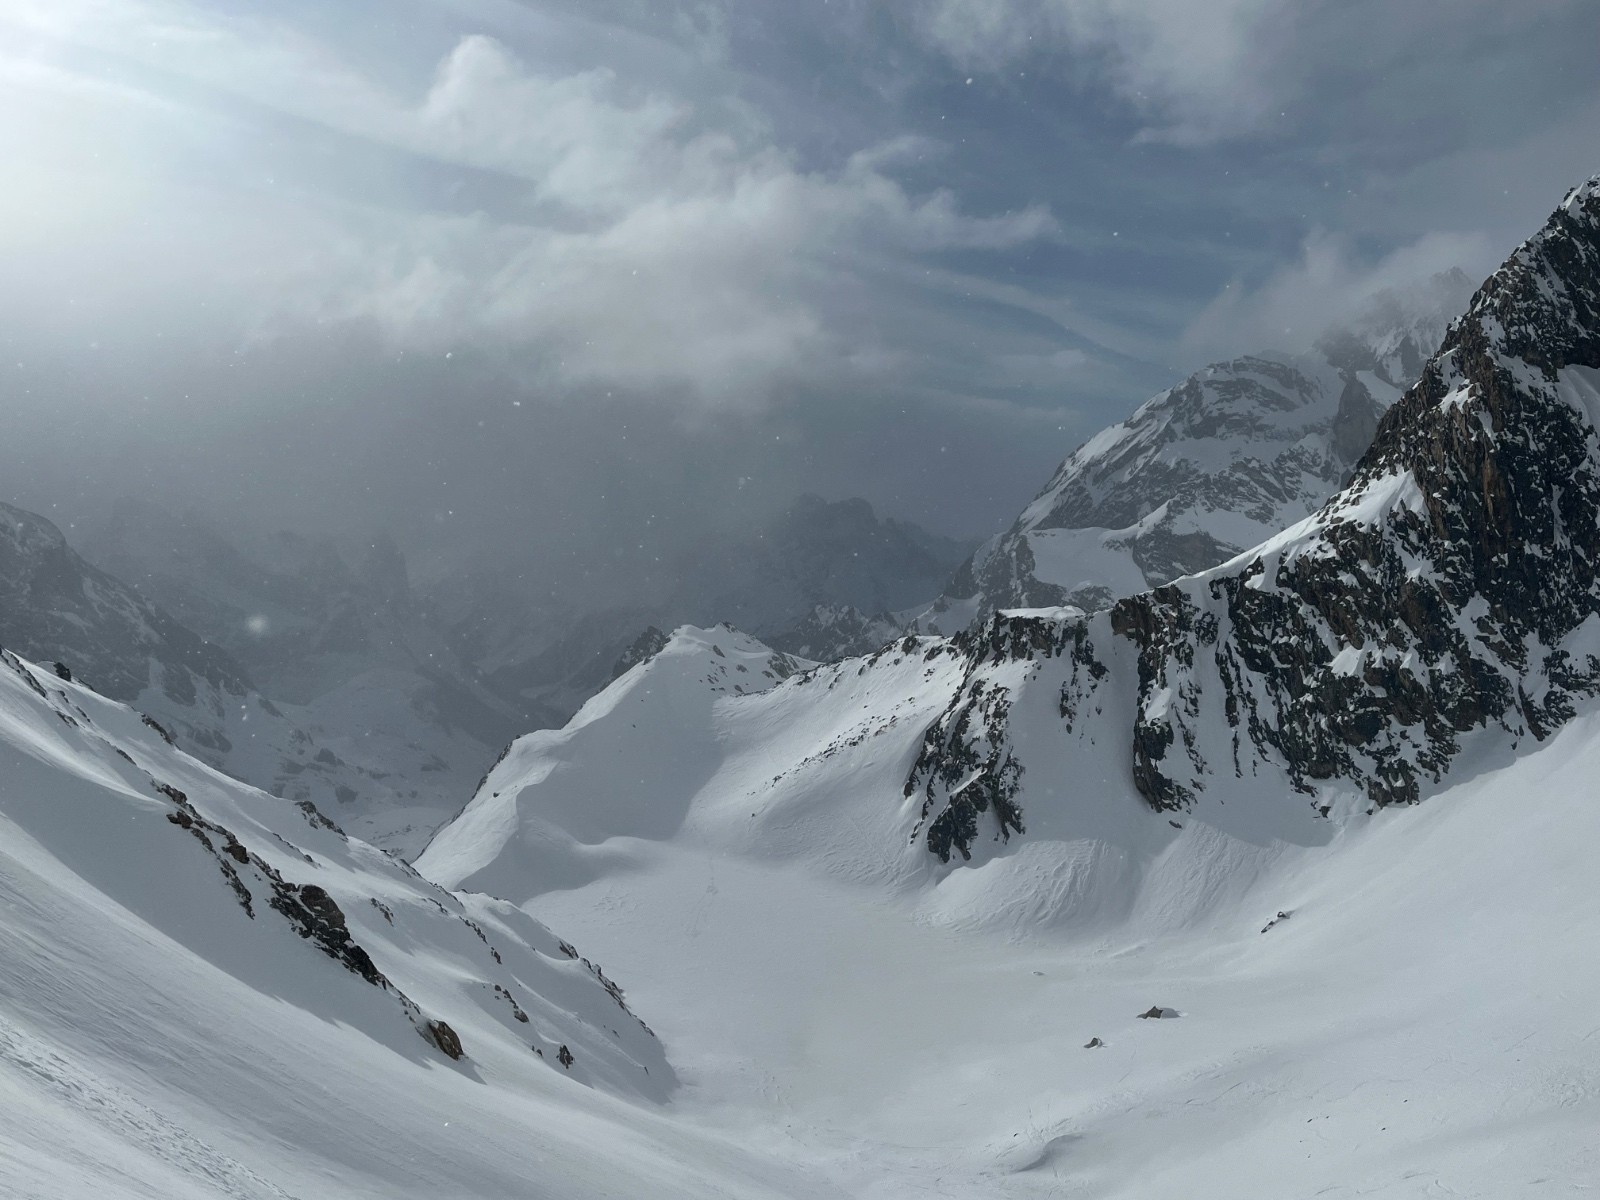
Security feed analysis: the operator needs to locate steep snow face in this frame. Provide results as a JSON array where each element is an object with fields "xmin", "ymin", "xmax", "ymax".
[
  {"xmin": 417, "ymin": 624, "xmax": 862, "ymax": 898},
  {"xmin": 0, "ymin": 503, "xmax": 493, "ymax": 855},
  {"xmin": 0, "ymin": 644, "xmax": 666, "ymax": 1092},
  {"xmin": 916, "ymin": 270, "xmax": 1473, "ymax": 628}
]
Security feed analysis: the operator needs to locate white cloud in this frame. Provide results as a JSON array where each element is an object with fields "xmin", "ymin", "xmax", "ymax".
[
  {"xmin": 2, "ymin": 1, "xmax": 1056, "ymax": 405},
  {"xmin": 1180, "ymin": 228, "xmax": 1495, "ymax": 359},
  {"xmin": 918, "ymin": 0, "xmax": 1284, "ymax": 144}
]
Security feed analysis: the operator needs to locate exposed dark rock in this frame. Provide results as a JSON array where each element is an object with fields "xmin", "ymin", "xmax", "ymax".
[
  {"xmin": 904, "ymin": 176, "xmax": 1600, "ymax": 853},
  {"xmin": 423, "ymin": 1019, "xmax": 465, "ymax": 1061},
  {"xmin": 295, "ymin": 798, "xmax": 344, "ymax": 835},
  {"xmin": 611, "ymin": 626, "xmax": 670, "ymax": 679},
  {"xmin": 141, "ymin": 714, "xmax": 175, "ymax": 745},
  {"xmin": 913, "ymin": 272, "xmax": 1471, "ymax": 629}
]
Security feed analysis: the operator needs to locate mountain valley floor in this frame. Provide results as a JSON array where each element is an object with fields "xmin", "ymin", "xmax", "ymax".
[{"xmin": 526, "ymin": 710, "xmax": 1600, "ymax": 1198}]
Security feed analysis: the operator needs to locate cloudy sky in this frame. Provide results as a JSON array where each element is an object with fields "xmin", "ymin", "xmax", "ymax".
[{"xmin": 3, "ymin": 0, "xmax": 1599, "ymax": 585}]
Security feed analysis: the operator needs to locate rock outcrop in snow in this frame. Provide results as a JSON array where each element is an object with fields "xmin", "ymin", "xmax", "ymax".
[{"xmin": 909, "ymin": 176, "xmax": 1600, "ymax": 857}]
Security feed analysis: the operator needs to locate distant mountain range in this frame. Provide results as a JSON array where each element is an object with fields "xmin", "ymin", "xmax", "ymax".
[{"xmin": 911, "ymin": 269, "xmax": 1475, "ymax": 631}]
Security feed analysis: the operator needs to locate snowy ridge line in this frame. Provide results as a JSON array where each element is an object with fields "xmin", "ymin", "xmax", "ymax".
[
  {"xmin": 905, "ymin": 173, "xmax": 1600, "ymax": 860},
  {"xmin": 0, "ymin": 641, "xmax": 669, "ymax": 1097}
]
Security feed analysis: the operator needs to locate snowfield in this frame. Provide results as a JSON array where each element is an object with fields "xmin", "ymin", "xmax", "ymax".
[
  {"xmin": 415, "ymin": 625, "xmax": 1600, "ymax": 1197},
  {"xmin": 17, "ymin": 614, "xmax": 1600, "ymax": 1197}
]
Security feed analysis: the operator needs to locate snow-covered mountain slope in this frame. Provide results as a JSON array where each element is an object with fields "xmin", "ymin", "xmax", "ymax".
[
  {"xmin": 8, "ymin": 502, "xmax": 505, "ymax": 855},
  {"xmin": 916, "ymin": 269, "xmax": 1473, "ymax": 628},
  {"xmin": 877, "ymin": 176, "xmax": 1600, "ymax": 878},
  {"xmin": 418, "ymin": 625, "xmax": 819, "ymax": 897},
  {"xmin": 416, "ymin": 613, "xmax": 1600, "ymax": 1195},
  {"xmin": 0, "ymin": 643, "xmax": 893, "ymax": 1199},
  {"xmin": 410, "ymin": 179, "xmax": 1600, "ymax": 1196},
  {"xmin": 458, "ymin": 700, "xmax": 1600, "ymax": 1198}
]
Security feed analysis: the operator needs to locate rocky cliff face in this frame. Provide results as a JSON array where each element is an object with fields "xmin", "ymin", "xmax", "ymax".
[
  {"xmin": 916, "ymin": 270, "xmax": 1474, "ymax": 631},
  {"xmin": 908, "ymin": 179, "xmax": 1600, "ymax": 859}
]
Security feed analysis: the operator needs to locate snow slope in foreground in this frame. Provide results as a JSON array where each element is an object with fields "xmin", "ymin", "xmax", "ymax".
[
  {"xmin": 0, "ymin": 645, "xmax": 852, "ymax": 1200},
  {"xmin": 419, "ymin": 625, "xmax": 1600, "ymax": 1196}
]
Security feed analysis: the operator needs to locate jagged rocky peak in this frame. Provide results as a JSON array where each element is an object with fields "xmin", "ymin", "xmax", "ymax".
[
  {"xmin": 907, "ymin": 173, "xmax": 1600, "ymax": 860},
  {"xmin": 1315, "ymin": 266, "xmax": 1476, "ymax": 386},
  {"xmin": 611, "ymin": 626, "xmax": 670, "ymax": 679},
  {"xmin": 915, "ymin": 264, "xmax": 1474, "ymax": 631}
]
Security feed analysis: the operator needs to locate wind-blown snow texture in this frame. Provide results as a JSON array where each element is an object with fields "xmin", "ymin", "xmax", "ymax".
[{"xmin": 916, "ymin": 270, "xmax": 1471, "ymax": 629}]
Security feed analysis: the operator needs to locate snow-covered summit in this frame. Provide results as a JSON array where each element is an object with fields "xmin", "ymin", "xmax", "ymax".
[
  {"xmin": 418, "ymin": 624, "xmax": 811, "ymax": 897},
  {"xmin": 916, "ymin": 268, "xmax": 1474, "ymax": 627}
]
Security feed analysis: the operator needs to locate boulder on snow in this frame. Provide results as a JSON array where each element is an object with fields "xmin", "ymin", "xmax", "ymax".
[
  {"xmin": 1137, "ymin": 1006, "xmax": 1178, "ymax": 1020},
  {"xmin": 422, "ymin": 1019, "xmax": 464, "ymax": 1060},
  {"xmin": 1083, "ymin": 1036, "xmax": 1105, "ymax": 1049},
  {"xmin": 52, "ymin": 661, "xmax": 72, "ymax": 681}
]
